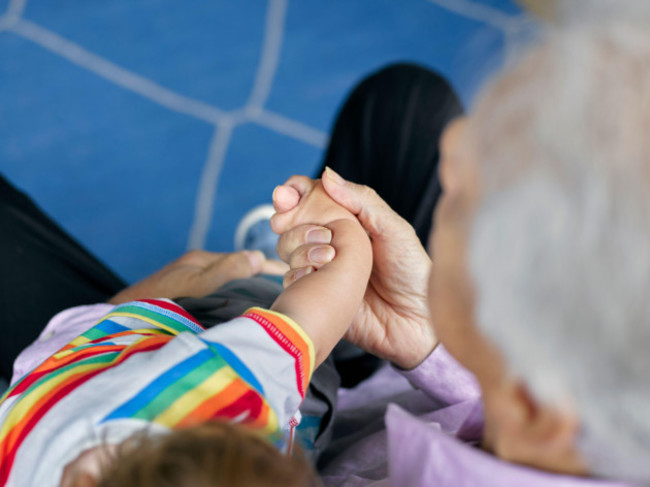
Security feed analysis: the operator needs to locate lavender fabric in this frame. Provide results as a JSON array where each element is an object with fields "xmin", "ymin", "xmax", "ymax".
[
  {"xmin": 10, "ymin": 303, "xmax": 114, "ymax": 384},
  {"xmin": 320, "ymin": 346, "xmax": 636, "ymax": 487},
  {"xmin": 385, "ymin": 406, "xmax": 633, "ymax": 487},
  {"xmin": 398, "ymin": 344, "xmax": 481, "ymax": 405}
]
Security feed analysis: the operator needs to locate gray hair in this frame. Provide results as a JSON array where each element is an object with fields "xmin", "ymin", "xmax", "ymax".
[
  {"xmin": 469, "ymin": 21, "xmax": 650, "ymax": 484},
  {"xmin": 557, "ymin": 0, "xmax": 650, "ymax": 25}
]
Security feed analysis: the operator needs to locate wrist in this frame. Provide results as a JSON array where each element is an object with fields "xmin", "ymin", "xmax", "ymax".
[
  {"xmin": 107, "ymin": 289, "xmax": 133, "ymax": 305},
  {"xmin": 391, "ymin": 336, "xmax": 439, "ymax": 371}
]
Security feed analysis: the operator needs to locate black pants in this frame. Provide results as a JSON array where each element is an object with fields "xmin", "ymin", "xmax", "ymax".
[
  {"xmin": 0, "ymin": 177, "xmax": 126, "ymax": 381},
  {"xmin": 318, "ymin": 63, "xmax": 463, "ymax": 246},
  {"xmin": 0, "ymin": 63, "xmax": 462, "ymax": 383}
]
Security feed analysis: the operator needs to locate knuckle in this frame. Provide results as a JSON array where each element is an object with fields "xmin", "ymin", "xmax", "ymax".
[
  {"xmin": 278, "ymin": 225, "xmax": 301, "ymax": 248},
  {"xmin": 270, "ymin": 213, "xmax": 291, "ymax": 234},
  {"xmin": 360, "ymin": 184, "xmax": 378, "ymax": 201},
  {"xmin": 286, "ymin": 175, "xmax": 309, "ymax": 188},
  {"xmin": 218, "ymin": 254, "xmax": 242, "ymax": 273},
  {"xmin": 269, "ymin": 214, "xmax": 282, "ymax": 234},
  {"xmin": 293, "ymin": 175, "xmax": 311, "ymax": 185},
  {"xmin": 288, "ymin": 247, "xmax": 309, "ymax": 269},
  {"xmin": 284, "ymin": 175, "xmax": 301, "ymax": 185},
  {"xmin": 227, "ymin": 252, "xmax": 248, "ymax": 265},
  {"xmin": 276, "ymin": 233, "xmax": 293, "ymax": 261}
]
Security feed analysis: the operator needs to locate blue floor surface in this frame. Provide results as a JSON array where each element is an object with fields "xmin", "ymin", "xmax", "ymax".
[{"xmin": 0, "ymin": 0, "xmax": 526, "ymax": 283}]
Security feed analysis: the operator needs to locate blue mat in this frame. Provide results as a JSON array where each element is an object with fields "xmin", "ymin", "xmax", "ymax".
[{"xmin": 0, "ymin": 0, "xmax": 526, "ymax": 282}]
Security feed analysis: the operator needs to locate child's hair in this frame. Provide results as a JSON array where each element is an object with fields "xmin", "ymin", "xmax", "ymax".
[{"xmin": 94, "ymin": 421, "xmax": 321, "ymax": 487}]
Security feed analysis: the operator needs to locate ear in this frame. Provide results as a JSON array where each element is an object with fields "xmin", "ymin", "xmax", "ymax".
[{"xmin": 488, "ymin": 381, "xmax": 588, "ymax": 475}]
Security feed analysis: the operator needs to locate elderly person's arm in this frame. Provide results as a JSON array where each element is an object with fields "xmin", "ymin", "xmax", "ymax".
[
  {"xmin": 108, "ymin": 250, "xmax": 287, "ymax": 304},
  {"xmin": 272, "ymin": 168, "xmax": 436, "ymax": 370}
]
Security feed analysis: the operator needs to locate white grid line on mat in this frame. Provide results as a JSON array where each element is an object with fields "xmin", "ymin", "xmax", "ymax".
[{"xmin": 0, "ymin": 0, "xmax": 523, "ymax": 255}]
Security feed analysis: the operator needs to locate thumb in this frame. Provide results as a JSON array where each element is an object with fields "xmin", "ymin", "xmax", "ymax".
[
  {"xmin": 321, "ymin": 166, "xmax": 412, "ymax": 240},
  {"xmin": 272, "ymin": 185, "xmax": 301, "ymax": 213}
]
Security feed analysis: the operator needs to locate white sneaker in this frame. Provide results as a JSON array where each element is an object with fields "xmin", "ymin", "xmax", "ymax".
[{"xmin": 234, "ymin": 204, "xmax": 279, "ymax": 260}]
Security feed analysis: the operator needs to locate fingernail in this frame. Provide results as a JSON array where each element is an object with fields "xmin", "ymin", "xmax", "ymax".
[
  {"xmin": 293, "ymin": 266, "xmax": 314, "ymax": 280},
  {"xmin": 306, "ymin": 227, "xmax": 332, "ymax": 244},
  {"xmin": 272, "ymin": 186, "xmax": 281, "ymax": 202},
  {"xmin": 245, "ymin": 250, "xmax": 264, "ymax": 269},
  {"xmin": 325, "ymin": 166, "xmax": 345, "ymax": 186},
  {"xmin": 308, "ymin": 246, "xmax": 335, "ymax": 264}
]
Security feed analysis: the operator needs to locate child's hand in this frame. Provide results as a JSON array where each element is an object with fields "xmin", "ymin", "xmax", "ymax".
[
  {"xmin": 274, "ymin": 169, "xmax": 437, "ymax": 371},
  {"xmin": 271, "ymin": 176, "xmax": 362, "ymax": 287},
  {"xmin": 271, "ymin": 176, "xmax": 358, "ymax": 233},
  {"xmin": 269, "ymin": 176, "xmax": 372, "ymax": 367}
]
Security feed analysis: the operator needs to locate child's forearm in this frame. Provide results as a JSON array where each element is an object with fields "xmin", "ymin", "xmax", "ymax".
[{"xmin": 271, "ymin": 219, "xmax": 372, "ymax": 367}]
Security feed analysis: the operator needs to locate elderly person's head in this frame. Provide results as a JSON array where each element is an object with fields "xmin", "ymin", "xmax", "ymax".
[{"xmin": 430, "ymin": 22, "xmax": 650, "ymax": 484}]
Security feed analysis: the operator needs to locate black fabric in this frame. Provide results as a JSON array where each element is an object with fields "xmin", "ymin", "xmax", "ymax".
[
  {"xmin": 174, "ymin": 276, "xmax": 284, "ymax": 325},
  {"xmin": 317, "ymin": 63, "xmax": 464, "ymax": 246},
  {"xmin": 317, "ymin": 63, "xmax": 464, "ymax": 385},
  {"xmin": 0, "ymin": 174, "xmax": 126, "ymax": 381}
]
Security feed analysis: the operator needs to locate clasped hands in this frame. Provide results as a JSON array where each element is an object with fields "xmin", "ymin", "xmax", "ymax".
[
  {"xmin": 272, "ymin": 167, "xmax": 437, "ymax": 370},
  {"xmin": 109, "ymin": 167, "xmax": 438, "ymax": 370}
]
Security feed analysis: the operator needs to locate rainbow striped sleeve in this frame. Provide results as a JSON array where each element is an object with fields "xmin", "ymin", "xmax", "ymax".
[
  {"xmin": 0, "ymin": 300, "xmax": 314, "ymax": 487},
  {"xmin": 243, "ymin": 307, "xmax": 315, "ymax": 397},
  {"xmin": 94, "ymin": 306, "xmax": 315, "ymax": 436},
  {"xmin": 0, "ymin": 299, "xmax": 199, "ymax": 486},
  {"xmin": 192, "ymin": 306, "xmax": 315, "ymax": 431}
]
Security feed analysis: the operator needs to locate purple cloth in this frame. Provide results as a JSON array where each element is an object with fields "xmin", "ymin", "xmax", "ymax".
[
  {"xmin": 11, "ymin": 304, "xmax": 114, "ymax": 384},
  {"xmin": 320, "ymin": 345, "xmax": 635, "ymax": 487}
]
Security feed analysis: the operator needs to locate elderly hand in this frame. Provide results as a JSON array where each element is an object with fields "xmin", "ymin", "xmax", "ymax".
[
  {"xmin": 273, "ymin": 168, "xmax": 437, "ymax": 370},
  {"xmin": 108, "ymin": 250, "xmax": 287, "ymax": 304}
]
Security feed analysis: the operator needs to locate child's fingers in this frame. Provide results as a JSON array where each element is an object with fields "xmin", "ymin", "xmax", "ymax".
[
  {"xmin": 283, "ymin": 266, "xmax": 315, "ymax": 289},
  {"xmin": 272, "ymin": 185, "xmax": 300, "ymax": 212},
  {"xmin": 282, "ymin": 175, "xmax": 317, "ymax": 196},
  {"xmin": 289, "ymin": 244, "xmax": 335, "ymax": 270},
  {"xmin": 270, "ymin": 211, "xmax": 294, "ymax": 235},
  {"xmin": 276, "ymin": 224, "xmax": 332, "ymax": 262},
  {"xmin": 270, "ymin": 176, "xmax": 318, "ymax": 230}
]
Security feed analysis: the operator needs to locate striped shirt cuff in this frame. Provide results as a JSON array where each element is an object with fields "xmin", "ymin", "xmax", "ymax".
[{"xmin": 243, "ymin": 307, "xmax": 315, "ymax": 398}]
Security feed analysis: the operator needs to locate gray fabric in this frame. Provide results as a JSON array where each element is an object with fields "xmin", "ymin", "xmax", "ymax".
[
  {"xmin": 174, "ymin": 276, "xmax": 340, "ymax": 463},
  {"xmin": 299, "ymin": 355, "xmax": 340, "ymax": 463},
  {"xmin": 175, "ymin": 276, "xmax": 284, "ymax": 324}
]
